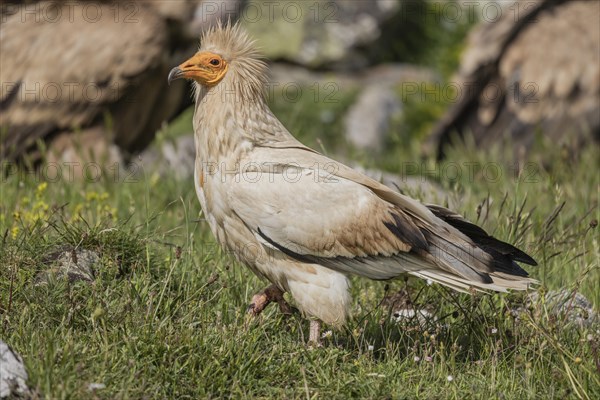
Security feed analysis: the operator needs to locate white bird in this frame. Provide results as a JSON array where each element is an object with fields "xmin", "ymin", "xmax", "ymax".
[{"xmin": 168, "ymin": 23, "xmax": 537, "ymax": 343}]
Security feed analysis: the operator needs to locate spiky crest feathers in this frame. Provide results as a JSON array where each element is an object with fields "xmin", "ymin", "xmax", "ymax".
[{"xmin": 197, "ymin": 21, "xmax": 268, "ymax": 101}]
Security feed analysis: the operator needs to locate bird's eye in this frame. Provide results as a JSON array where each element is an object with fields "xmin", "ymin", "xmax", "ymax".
[{"xmin": 209, "ymin": 59, "xmax": 220, "ymax": 66}]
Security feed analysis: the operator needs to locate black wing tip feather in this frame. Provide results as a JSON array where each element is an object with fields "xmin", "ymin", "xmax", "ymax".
[
  {"xmin": 478, "ymin": 238, "xmax": 538, "ymax": 266},
  {"xmin": 483, "ymin": 241, "xmax": 536, "ymax": 279},
  {"xmin": 427, "ymin": 205, "xmax": 538, "ymax": 277},
  {"xmin": 512, "ymin": 251, "xmax": 537, "ymax": 266}
]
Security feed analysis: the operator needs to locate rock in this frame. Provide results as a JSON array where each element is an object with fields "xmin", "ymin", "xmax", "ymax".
[
  {"xmin": 427, "ymin": 0, "xmax": 600, "ymax": 159},
  {"xmin": 137, "ymin": 134, "xmax": 196, "ymax": 180},
  {"xmin": 382, "ymin": 289, "xmax": 437, "ymax": 325},
  {"xmin": 361, "ymin": 63, "xmax": 439, "ymax": 88},
  {"xmin": 191, "ymin": 0, "xmax": 246, "ymax": 35},
  {"xmin": 268, "ymin": 63, "xmax": 361, "ymax": 91},
  {"xmin": 46, "ymin": 127, "xmax": 124, "ymax": 180},
  {"xmin": 344, "ymin": 65, "xmax": 438, "ymax": 153},
  {"xmin": 391, "ymin": 308, "xmax": 436, "ymax": 325},
  {"xmin": 0, "ymin": 341, "xmax": 30, "ymax": 399},
  {"xmin": 525, "ymin": 290, "xmax": 598, "ymax": 328},
  {"xmin": 268, "ymin": 62, "xmax": 438, "ymax": 154},
  {"xmin": 268, "ymin": 61, "xmax": 437, "ymax": 92},
  {"xmin": 35, "ymin": 248, "xmax": 100, "ymax": 286},
  {"xmin": 0, "ymin": 2, "xmax": 177, "ymax": 165},
  {"xmin": 243, "ymin": 0, "xmax": 403, "ymax": 70},
  {"xmin": 87, "ymin": 383, "xmax": 106, "ymax": 392},
  {"xmin": 156, "ymin": 135, "xmax": 196, "ymax": 180},
  {"xmin": 344, "ymin": 84, "xmax": 401, "ymax": 152},
  {"xmin": 1, "ymin": 0, "xmax": 246, "ymax": 167}
]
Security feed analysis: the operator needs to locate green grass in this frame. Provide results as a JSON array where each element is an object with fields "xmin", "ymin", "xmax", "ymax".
[{"xmin": 1, "ymin": 93, "xmax": 599, "ymax": 399}]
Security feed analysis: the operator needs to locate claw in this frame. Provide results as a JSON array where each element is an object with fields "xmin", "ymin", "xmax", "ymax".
[
  {"xmin": 247, "ymin": 284, "xmax": 292, "ymax": 317},
  {"xmin": 247, "ymin": 292, "xmax": 269, "ymax": 316}
]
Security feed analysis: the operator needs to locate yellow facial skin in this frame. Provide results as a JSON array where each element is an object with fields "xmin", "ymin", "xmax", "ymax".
[{"xmin": 168, "ymin": 52, "xmax": 228, "ymax": 87}]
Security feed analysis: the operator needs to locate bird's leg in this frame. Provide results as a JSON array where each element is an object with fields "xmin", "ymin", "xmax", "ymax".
[
  {"xmin": 308, "ymin": 320, "xmax": 322, "ymax": 346},
  {"xmin": 247, "ymin": 284, "xmax": 293, "ymax": 316}
]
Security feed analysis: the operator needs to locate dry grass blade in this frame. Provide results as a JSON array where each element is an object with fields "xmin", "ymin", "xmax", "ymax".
[{"xmin": 540, "ymin": 202, "xmax": 566, "ymax": 243}]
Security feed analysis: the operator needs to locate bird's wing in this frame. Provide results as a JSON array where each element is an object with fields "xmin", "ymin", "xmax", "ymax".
[
  {"xmin": 229, "ymin": 149, "xmax": 417, "ymax": 271},
  {"xmin": 228, "ymin": 146, "xmax": 535, "ymax": 291}
]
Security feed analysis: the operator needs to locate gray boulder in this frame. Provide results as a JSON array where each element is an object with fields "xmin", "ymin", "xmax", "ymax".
[
  {"xmin": 344, "ymin": 84, "xmax": 401, "ymax": 153},
  {"xmin": 243, "ymin": 0, "xmax": 402, "ymax": 69}
]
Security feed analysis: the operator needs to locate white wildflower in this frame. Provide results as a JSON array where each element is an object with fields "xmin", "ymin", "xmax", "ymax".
[{"xmin": 87, "ymin": 383, "xmax": 106, "ymax": 391}]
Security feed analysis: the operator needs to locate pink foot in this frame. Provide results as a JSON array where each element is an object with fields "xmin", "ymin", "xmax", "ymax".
[{"xmin": 247, "ymin": 284, "xmax": 293, "ymax": 316}]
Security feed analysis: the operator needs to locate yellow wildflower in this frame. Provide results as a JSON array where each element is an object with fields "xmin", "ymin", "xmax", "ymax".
[
  {"xmin": 86, "ymin": 191, "xmax": 99, "ymax": 202},
  {"xmin": 36, "ymin": 182, "xmax": 48, "ymax": 196}
]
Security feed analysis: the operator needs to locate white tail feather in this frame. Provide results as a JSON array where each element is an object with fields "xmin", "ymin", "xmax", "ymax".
[{"xmin": 409, "ymin": 269, "xmax": 537, "ymax": 294}]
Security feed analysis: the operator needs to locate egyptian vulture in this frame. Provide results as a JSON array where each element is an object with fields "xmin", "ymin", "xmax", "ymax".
[{"xmin": 168, "ymin": 23, "xmax": 537, "ymax": 343}]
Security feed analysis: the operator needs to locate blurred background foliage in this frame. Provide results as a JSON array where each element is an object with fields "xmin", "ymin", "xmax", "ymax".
[{"xmin": 2, "ymin": 0, "xmax": 597, "ymax": 168}]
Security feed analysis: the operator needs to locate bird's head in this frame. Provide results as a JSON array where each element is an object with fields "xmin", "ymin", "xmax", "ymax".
[
  {"xmin": 168, "ymin": 22, "xmax": 266, "ymax": 97},
  {"xmin": 168, "ymin": 51, "xmax": 228, "ymax": 87}
]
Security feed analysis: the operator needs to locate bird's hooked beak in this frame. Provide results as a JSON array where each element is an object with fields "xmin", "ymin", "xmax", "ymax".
[
  {"xmin": 167, "ymin": 67, "xmax": 184, "ymax": 85},
  {"xmin": 168, "ymin": 51, "xmax": 228, "ymax": 87}
]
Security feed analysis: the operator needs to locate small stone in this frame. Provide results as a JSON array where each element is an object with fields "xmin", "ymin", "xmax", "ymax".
[
  {"xmin": 87, "ymin": 383, "xmax": 106, "ymax": 391},
  {"xmin": 35, "ymin": 248, "xmax": 100, "ymax": 286},
  {"xmin": 383, "ymin": 289, "xmax": 438, "ymax": 325},
  {"xmin": 0, "ymin": 341, "xmax": 31, "ymax": 398}
]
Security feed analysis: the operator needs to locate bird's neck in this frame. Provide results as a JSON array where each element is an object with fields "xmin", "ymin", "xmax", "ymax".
[{"xmin": 192, "ymin": 77, "xmax": 295, "ymax": 165}]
